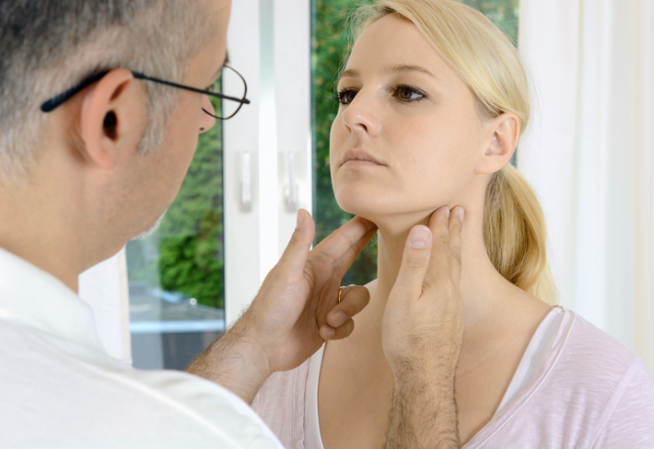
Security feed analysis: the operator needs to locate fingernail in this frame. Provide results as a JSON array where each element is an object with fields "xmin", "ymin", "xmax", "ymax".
[
  {"xmin": 296, "ymin": 210, "xmax": 304, "ymax": 228},
  {"xmin": 458, "ymin": 208, "xmax": 465, "ymax": 222},
  {"xmin": 332, "ymin": 312, "xmax": 346, "ymax": 327},
  {"xmin": 445, "ymin": 206, "xmax": 451, "ymax": 218},
  {"xmin": 323, "ymin": 327, "xmax": 335, "ymax": 338},
  {"xmin": 409, "ymin": 227, "xmax": 431, "ymax": 248}
]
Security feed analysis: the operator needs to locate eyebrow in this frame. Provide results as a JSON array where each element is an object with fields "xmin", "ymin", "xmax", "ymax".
[
  {"xmin": 337, "ymin": 64, "xmax": 437, "ymax": 85},
  {"xmin": 213, "ymin": 51, "xmax": 230, "ymax": 79}
]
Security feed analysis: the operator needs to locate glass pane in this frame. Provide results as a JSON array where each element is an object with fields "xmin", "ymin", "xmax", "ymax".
[
  {"xmin": 311, "ymin": 0, "xmax": 520, "ymax": 285},
  {"xmin": 126, "ymin": 95, "xmax": 225, "ymax": 370},
  {"xmin": 462, "ymin": 0, "xmax": 520, "ymax": 45}
]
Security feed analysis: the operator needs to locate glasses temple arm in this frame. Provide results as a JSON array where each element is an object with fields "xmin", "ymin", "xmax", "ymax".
[
  {"xmin": 132, "ymin": 72, "xmax": 250, "ymax": 105},
  {"xmin": 40, "ymin": 71, "xmax": 111, "ymax": 112}
]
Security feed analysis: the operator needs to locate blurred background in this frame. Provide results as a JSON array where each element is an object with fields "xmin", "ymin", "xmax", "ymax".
[{"xmin": 79, "ymin": 0, "xmax": 653, "ymax": 379}]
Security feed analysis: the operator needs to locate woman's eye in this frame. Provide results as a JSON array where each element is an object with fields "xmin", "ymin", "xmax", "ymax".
[
  {"xmin": 337, "ymin": 89, "xmax": 357, "ymax": 105},
  {"xmin": 394, "ymin": 85, "xmax": 426, "ymax": 102}
]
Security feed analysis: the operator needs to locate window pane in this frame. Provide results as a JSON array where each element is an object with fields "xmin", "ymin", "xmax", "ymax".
[
  {"xmin": 125, "ymin": 95, "xmax": 225, "ymax": 370},
  {"xmin": 462, "ymin": 0, "xmax": 519, "ymax": 45},
  {"xmin": 311, "ymin": 0, "xmax": 520, "ymax": 285}
]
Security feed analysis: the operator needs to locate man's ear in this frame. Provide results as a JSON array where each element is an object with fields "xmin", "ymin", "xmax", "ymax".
[
  {"xmin": 474, "ymin": 112, "xmax": 520, "ymax": 174},
  {"xmin": 78, "ymin": 69, "xmax": 144, "ymax": 170}
]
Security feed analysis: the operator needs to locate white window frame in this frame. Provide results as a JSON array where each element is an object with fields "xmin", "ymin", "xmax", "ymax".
[{"xmin": 223, "ymin": 0, "xmax": 312, "ymax": 326}]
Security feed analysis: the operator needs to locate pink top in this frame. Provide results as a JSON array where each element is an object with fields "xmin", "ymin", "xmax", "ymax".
[{"xmin": 252, "ymin": 307, "xmax": 654, "ymax": 448}]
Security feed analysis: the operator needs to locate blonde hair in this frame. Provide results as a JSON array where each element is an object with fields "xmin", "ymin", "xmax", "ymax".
[{"xmin": 353, "ymin": 0, "xmax": 558, "ymax": 304}]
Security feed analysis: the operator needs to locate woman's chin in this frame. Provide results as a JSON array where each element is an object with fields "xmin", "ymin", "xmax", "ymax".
[
  {"xmin": 336, "ymin": 199, "xmax": 422, "ymax": 233},
  {"xmin": 335, "ymin": 197, "xmax": 385, "ymax": 223},
  {"xmin": 336, "ymin": 195, "xmax": 444, "ymax": 235}
]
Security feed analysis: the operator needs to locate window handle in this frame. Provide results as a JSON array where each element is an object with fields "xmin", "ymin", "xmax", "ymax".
[
  {"xmin": 241, "ymin": 152, "xmax": 252, "ymax": 210},
  {"xmin": 286, "ymin": 152, "xmax": 299, "ymax": 208}
]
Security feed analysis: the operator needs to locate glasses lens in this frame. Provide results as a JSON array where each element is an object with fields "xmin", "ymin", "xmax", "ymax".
[
  {"xmin": 206, "ymin": 79, "xmax": 224, "ymax": 118},
  {"xmin": 216, "ymin": 66, "xmax": 247, "ymax": 120}
]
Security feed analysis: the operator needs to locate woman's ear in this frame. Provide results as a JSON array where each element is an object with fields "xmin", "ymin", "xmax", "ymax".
[
  {"xmin": 475, "ymin": 112, "xmax": 520, "ymax": 174},
  {"xmin": 78, "ymin": 69, "xmax": 146, "ymax": 170}
]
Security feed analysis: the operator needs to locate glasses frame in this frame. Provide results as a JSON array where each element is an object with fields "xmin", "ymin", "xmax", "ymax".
[{"xmin": 40, "ymin": 65, "xmax": 251, "ymax": 121}]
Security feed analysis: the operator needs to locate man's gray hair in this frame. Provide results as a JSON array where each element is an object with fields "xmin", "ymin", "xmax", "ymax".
[{"xmin": 0, "ymin": 0, "xmax": 213, "ymax": 184}]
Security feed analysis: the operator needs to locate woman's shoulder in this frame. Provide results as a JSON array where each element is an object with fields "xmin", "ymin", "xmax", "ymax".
[
  {"xmin": 472, "ymin": 306, "xmax": 654, "ymax": 447},
  {"xmin": 538, "ymin": 307, "xmax": 654, "ymax": 444},
  {"xmin": 539, "ymin": 306, "xmax": 653, "ymax": 406},
  {"xmin": 556, "ymin": 306, "xmax": 641, "ymax": 371}
]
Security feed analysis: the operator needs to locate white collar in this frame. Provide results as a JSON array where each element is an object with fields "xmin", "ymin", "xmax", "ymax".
[{"xmin": 0, "ymin": 246, "xmax": 105, "ymax": 353}]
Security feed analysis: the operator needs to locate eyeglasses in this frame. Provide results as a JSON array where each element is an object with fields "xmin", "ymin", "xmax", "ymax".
[{"xmin": 40, "ymin": 65, "xmax": 250, "ymax": 120}]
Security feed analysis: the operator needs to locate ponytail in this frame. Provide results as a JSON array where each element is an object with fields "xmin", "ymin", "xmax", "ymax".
[{"xmin": 483, "ymin": 164, "xmax": 558, "ymax": 305}]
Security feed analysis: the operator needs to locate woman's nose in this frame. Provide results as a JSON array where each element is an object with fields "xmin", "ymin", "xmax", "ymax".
[
  {"xmin": 341, "ymin": 91, "xmax": 382, "ymax": 136},
  {"xmin": 199, "ymin": 95, "xmax": 217, "ymax": 134}
]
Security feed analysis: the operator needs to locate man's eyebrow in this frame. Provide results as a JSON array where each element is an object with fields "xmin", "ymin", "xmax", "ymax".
[
  {"xmin": 213, "ymin": 52, "xmax": 230, "ymax": 79},
  {"xmin": 337, "ymin": 64, "xmax": 437, "ymax": 85}
]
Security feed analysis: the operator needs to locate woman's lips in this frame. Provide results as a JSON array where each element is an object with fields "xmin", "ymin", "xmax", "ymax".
[
  {"xmin": 342, "ymin": 159, "xmax": 383, "ymax": 167},
  {"xmin": 341, "ymin": 149, "xmax": 385, "ymax": 167}
]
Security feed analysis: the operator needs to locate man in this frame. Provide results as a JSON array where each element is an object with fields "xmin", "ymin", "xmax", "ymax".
[{"xmin": 0, "ymin": 0, "xmax": 464, "ymax": 447}]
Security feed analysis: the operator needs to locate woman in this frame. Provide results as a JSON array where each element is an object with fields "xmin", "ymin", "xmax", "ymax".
[{"xmin": 253, "ymin": 0, "xmax": 654, "ymax": 447}]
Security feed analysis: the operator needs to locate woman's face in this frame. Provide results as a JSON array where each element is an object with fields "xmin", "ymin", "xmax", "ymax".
[{"xmin": 330, "ymin": 14, "xmax": 491, "ymax": 225}]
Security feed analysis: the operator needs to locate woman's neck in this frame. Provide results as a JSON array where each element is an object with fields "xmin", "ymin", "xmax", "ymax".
[{"xmin": 367, "ymin": 205, "xmax": 516, "ymax": 340}]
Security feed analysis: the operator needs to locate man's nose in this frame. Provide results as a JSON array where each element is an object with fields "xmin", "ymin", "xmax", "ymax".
[{"xmin": 199, "ymin": 95, "xmax": 217, "ymax": 134}]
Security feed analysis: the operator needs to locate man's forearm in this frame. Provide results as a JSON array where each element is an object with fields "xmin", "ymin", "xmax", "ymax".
[
  {"xmin": 185, "ymin": 315, "xmax": 272, "ymax": 405},
  {"xmin": 387, "ymin": 368, "xmax": 460, "ymax": 449}
]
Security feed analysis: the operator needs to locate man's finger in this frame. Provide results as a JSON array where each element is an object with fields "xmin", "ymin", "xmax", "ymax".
[
  {"xmin": 423, "ymin": 206, "xmax": 452, "ymax": 290},
  {"xmin": 333, "ymin": 226, "xmax": 378, "ymax": 275},
  {"xmin": 312, "ymin": 216, "xmax": 377, "ymax": 271},
  {"xmin": 449, "ymin": 207, "xmax": 465, "ymax": 283},
  {"xmin": 275, "ymin": 209, "xmax": 316, "ymax": 275},
  {"xmin": 392, "ymin": 225, "xmax": 433, "ymax": 299},
  {"xmin": 320, "ymin": 319, "xmax": 355, "ymax": 341},
  {"xmin": 326, "ymin": 285, "xmax": 370, "ymax": 328}
]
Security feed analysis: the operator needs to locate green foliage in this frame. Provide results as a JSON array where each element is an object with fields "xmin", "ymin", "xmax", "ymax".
[
  {"xmin": 158, "ymin": 224, "xmax": 223, "ymax": 309},
  {"xmin": 157, "ymin": 99, "xmax": 224, "ymax": 309},
  {"xmin": 311, "ymin": 0, "xmax": 519, "ymax": 286},
  {"xmin": 126, "ymin": 97, "xmax": 225, "ymax": 309},
  {"xmin": 456, "ymin": 0, "xmax": 519, "ymax": 45}
]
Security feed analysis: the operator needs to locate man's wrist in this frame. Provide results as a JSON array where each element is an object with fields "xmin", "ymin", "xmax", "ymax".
[
  {"xmin": 225, "ymin": 315, "xmax": 275, "ymax": 385},
  {"xmin": 387, "ymin": 360, "xmax": 460, "ymax": 448},
  {"xmin": 186, "ymin": 313, "xmax": 273, "ymax": 405}
]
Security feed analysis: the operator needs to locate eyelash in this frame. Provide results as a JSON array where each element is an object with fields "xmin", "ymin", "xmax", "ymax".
[{"xmin": 335, "ymin": 84, "xmax": 427, "ymax": 105}]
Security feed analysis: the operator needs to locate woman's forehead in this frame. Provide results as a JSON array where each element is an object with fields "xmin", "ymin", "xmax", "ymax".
[{"xmin": 345, "ymin": 14, "xmax": 454, "ymax": 83}]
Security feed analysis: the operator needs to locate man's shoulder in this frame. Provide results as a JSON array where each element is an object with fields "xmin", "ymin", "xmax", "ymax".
[{"xmin": 0, "ymin": 319, "xmax": 282, "ymax": 448}]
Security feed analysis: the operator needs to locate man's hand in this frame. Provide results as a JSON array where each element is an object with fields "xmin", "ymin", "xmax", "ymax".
[
  {"xmin": 383, "ymin": 206, "xmax": 465, "ymax": 449},
  {"xmin": 243, "ymin": 210, "xmax": 376, "ymax": 373},
  {"xmin": 187, "ymin": 209, "xmax": 377, "ymax": 403}
]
